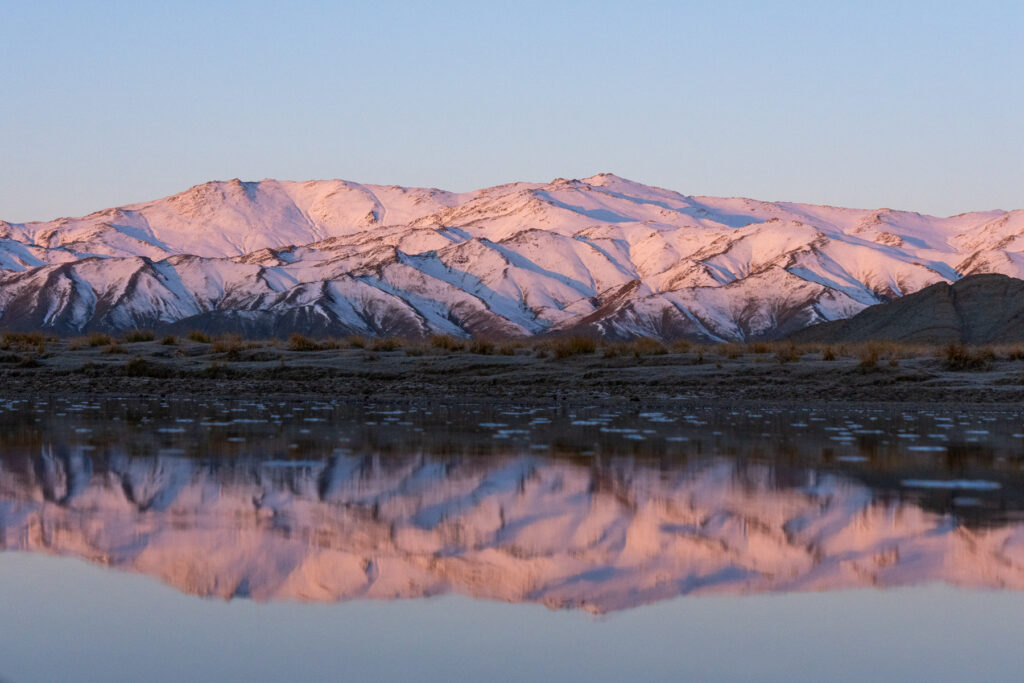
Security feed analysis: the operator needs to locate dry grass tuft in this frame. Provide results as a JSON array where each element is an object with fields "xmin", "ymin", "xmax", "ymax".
[
  {"xmin": 429, "ymin": 334, "xmax": 464, "ymax": 351},
  {"xmin": 715, "ymin": 342, "xmax": 743, "ymax": 359},
  {"xmin": 1, "ymin": 331, "xmax": 47, "ymax": 352},
  {"xmin": 497, "ymin": 342, "xmax": 520, "ymax": 356},
  {"xmin": 670, "ymin": 340, "xmax": 692, "ymax": 353},
  {"xmin": 468, "ymin": 339, "xmax": 495, "ymax": 355},
  {"xmin": 88, "ymin": 333, "xmax": 113, "ymax": 347},
  {"xmin": 101, "ymin": 342, "xmax": 125, "ymax": 355},
  {"xmin": 857, "ymin": 343, "xmax": 881, "ymax": 370},
  {"xmin": 551, "ymin": 337, "xmax": 596, "ymax": 359},
  {"xmin": 630, "ymin": 337, "xmax": 667, "ymax": 357},
  {"xmin": 288, "ymin": 334, "xmax": 322, "ymax": 352},
  {"xmin": 775, "ymin": 343, "xmax": 800, "ymax": 364},
  {"xmin": 121, "ymin": 329, "xmax": 155, "ymax": 343},
  {"xmin": 942, "ymin": 343, "xmax": 994, "ymax": 371},
  {"xmin": 370, "ymin": 337, "xmax": 403, "ymax": 352}
]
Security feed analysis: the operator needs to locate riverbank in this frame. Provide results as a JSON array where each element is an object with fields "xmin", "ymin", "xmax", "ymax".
[{"xmin": 1, "ymin": 336, "xmax": 1022, "ymax": 404}]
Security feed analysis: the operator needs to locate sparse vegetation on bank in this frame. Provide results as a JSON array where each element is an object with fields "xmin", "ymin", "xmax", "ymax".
[
  {"xmin": 1, "ymin": 332, "xmax": 1023, "ymax": 404},
  {"xmin": 7, "ymin": 332, "xmax": 1024, "ymax": 366}
]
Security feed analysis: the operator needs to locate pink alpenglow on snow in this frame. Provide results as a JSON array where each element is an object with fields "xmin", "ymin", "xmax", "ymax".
[
  {"xmin": 2, "ymin": 454, "xmax": 1022, "ymax": 612},
  {"xmin": 1, "ymin": 174, "xmax": 1022, "ymax": 341}
]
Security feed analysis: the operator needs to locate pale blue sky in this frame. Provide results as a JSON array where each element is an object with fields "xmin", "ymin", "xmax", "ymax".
[{"xmin": 1, "ymin": 0, "xmax": 1021, "ymax": 221}]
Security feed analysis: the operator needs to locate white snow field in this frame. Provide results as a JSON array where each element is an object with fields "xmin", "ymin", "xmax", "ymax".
[{"xmin": 1, "ymin": 174, "xmax": 1020, "ymax": 339}]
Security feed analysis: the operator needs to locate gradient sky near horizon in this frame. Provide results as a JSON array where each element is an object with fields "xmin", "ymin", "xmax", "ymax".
[{"xmin": 2, "ymin": 0, "xmax": 1021, "ymax": 222}]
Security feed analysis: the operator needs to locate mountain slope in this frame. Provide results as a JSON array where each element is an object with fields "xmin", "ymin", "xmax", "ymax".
[
  {"xmin": 2, "ymin": 174, "xmax": 1023, "ymax": 340},
  {"xmin": 790, "ymin": 273, "xmax": 1024, "ymax": 344}
]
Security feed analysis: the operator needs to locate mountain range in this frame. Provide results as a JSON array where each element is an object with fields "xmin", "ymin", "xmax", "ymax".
[{"xmin": 2, "ymin": 174, "xmax": 1022, "ymax": 340}]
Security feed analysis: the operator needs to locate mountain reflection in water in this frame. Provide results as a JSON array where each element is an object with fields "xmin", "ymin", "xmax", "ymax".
[{"xmin": 1, "ymin": 398, "xmax": 1024, "ymax": 612}]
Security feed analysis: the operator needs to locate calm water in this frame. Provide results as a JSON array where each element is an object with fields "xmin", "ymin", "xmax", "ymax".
[{"xmin": 2, "ymin": 398, "xmax": 1024, "ymax": 682}]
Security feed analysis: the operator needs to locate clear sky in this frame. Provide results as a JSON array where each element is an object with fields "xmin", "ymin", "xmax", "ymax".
[{"xmin": 1, "ymin": 0, "xmax": 1021, "ymax": 222}]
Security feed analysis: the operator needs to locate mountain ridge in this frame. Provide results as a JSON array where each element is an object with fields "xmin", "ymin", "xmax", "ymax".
[
  {"xmin": 2, "ymin": 174, "xmax": 1023, "ymax": 340},
  {"xmin": 790, "ymin": 273, "xmax": 1024, "ymax": 345}
]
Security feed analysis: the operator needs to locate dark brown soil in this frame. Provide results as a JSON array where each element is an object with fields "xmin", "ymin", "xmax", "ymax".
[{"xmin": 2, "ymin": 339, "xmax": 1023, "ymax": 406}]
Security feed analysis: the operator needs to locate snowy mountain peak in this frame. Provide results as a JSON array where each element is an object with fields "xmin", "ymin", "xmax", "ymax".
[{"xmin": 0, "ymin": 176, "xmax": 1020, "ymax": 340}]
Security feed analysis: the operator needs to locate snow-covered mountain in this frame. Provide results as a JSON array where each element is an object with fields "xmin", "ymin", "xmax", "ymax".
[
  {"xmin": 2, "ymin": 450, "xmax": 1022, "ymax": 611},
  {"xmin": 2, "ymin": 174, "xmax": 1022, "ymax": 340}
]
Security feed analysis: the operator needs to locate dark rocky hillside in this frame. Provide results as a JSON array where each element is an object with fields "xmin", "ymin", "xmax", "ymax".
[{"xmin": 789, "ymin": 274, "xmax": 1024, "ymax": 344}]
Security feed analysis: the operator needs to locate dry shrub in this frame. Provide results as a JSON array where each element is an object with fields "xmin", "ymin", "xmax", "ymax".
[
  {"xmin": 370, "ymin": 337, "xmax": 402, "ymax": 352},
  {"xmin": 88, "ymin": 333, "xmax": 113, "ymax": 347},
  {"xmin": 748, "ymin": 342, "xmax": 771, "ymax": 354},
  {"xmin": 998, "ymin": 345, "xmax": 1024, "ymax": 361},
  {"xmin": 161, "ymin": 335, "xmax": 177, "ymax": 346},
  {"xmin": 858, "ymin": 343, "xmax": 880, "ymax": 370},
  {"xmin": 630, "ymin": 337, "xmax": 667, "ymax": 356},
  {"xmin": 211, "ymin": 334, "xmax": 244, "ymax": 353},
  {"xmin": 775, "ymin": 343, "xmax": 800, "ymax": 364},
  {"xmin": 942, "ymin": 343, "xmax": 993, "ymax": 371},
  {"xmin": 497, "ymin": 342, "xmax": 519, "ymax": 356},
  {"xmin": 716, "ymin": 342, "xmax": 743, "ymax": 359},
  {"xmin": 288, "ymin": 334, "xmax": 321, "ymax": 352},
  {"xmin": 430, "ymin": 334, "xmax": 464, "ymax": 351},
  {"xmin": 601, "ymin": 343, "xmax": 627, "ymax": 358},
  {"xmin": 552, "ymin": 337, "xmax": 596, "ymax": 359},
  {"xmin": 670, "ymin": 339, "xmax": 692, "ymax": 353},
  {"xmin": 852, "ymin": 341, "xmax": 931, "ymax": 369},
  {"xmin": 102, "ymin": 342, "xmax": 125, "ymax": 355},
  {"xmin": 187, "ymin": 330, "xmax": 211, "ymax": 344},
  {"xmin": 822, "ymin": 346, "xmax": 836, "ymax": 361},
  {"xmin": 469, "ymin": 339, "xmax": 495, "ymax": 355},
  {"xmin": 346, "ymin": 335, "xmax": 367, "ymax": 349},
  {"xmin": 1, "ymin": 331, "xmax": 46, "ymax": 351},
  {"xmin": 122, "ymin": 329, "xmax": 155, "ymax": 343}
]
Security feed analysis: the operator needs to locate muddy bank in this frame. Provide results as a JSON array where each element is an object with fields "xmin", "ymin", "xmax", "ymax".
[{"xmin": 1, "ymin": 339, "xmax": 1022, "ymax": 406}]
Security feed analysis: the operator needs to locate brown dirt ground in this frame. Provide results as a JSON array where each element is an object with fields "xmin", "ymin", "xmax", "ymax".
[{"xmin": 1, "ymin": 340, "xmax": 1023, "ymax": 407}]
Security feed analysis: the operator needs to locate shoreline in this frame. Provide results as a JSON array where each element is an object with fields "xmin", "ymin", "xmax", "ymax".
[{"xmin": 2, "ymin": 338, "xmax": 1023, "ymax": 407}]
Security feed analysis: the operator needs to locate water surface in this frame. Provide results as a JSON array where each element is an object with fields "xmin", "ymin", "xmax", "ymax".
[{"xmin": 2, "ymin": 398, "xmax": 1024, "ymax": 681}]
